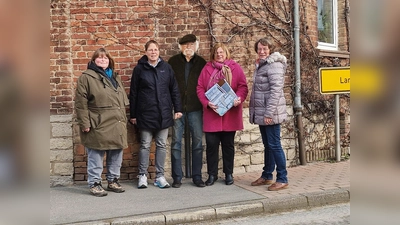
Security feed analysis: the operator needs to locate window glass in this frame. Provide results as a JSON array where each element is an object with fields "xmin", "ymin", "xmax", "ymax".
[{"xmin": 318, "ymin": 0, "xmax": 337, "ymax": 49}]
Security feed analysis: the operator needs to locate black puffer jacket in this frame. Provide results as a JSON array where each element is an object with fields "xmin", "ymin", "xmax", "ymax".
[{"xmin": 129, "ymin": 55, "xmax": 182, "ymax": 129}]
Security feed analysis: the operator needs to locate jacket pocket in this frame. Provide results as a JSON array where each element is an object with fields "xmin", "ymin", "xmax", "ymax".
[{"xmin": 89, "ymin": 111, "xmax": 101, "ymax": 129}]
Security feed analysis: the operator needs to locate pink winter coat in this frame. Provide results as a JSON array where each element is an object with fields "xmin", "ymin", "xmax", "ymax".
[{"xmin": 197, "ymin": 60, "xmax": 248, "ymax": 132}]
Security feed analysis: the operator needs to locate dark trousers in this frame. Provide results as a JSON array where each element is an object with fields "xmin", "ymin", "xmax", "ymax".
[{"xmin": 205, "ymin": 131, "xmax": 236, "ymax": 175}]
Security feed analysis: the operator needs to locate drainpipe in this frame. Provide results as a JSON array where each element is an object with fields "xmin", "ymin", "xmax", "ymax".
[{"xmin": 293, "ymin": 0, "xmax": 306, "ymax": 165}]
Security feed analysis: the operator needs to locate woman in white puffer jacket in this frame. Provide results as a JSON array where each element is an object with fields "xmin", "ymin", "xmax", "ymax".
[{"xmin": 249, "ymin": 38, "xmax": 289, "ymax": 191}]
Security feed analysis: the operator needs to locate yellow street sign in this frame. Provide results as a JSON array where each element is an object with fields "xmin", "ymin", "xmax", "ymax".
[{"xmin": 319, "ymin": 67, "xmax": 350, "ymax": 94}]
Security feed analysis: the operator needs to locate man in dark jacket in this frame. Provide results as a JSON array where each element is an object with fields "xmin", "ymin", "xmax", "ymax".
[
  {"xmin": 168, "ymin": 34, "xmax": 207, "ymax": 188},
  {"xmin": 129, "ymin": 40, "xmax": 182, "ymax": 189}
]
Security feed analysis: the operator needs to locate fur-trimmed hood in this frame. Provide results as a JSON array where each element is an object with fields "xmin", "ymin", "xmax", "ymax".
[
  {"xmin": 266, "ymin": 52, "xmax": 287, "ymax": 64},
  {"xmin": 258, "ymin": 52, "xmax": 287, "ymax": 66}
]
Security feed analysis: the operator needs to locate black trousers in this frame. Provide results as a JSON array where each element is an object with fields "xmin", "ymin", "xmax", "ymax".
[{"xmin": 205, "ymin": 131, "xmax": 236, "ymax": 175}]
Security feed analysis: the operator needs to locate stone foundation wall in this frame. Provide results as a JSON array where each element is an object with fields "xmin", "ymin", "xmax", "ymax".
[{"xmin": 50, "ymin": 115, "xmax": 74, "ymax": 186}]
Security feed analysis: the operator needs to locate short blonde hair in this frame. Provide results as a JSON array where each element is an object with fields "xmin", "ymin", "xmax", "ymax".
[{"xmin": 210, "ymin": 43, "xmax": 231, "ymax": 61}]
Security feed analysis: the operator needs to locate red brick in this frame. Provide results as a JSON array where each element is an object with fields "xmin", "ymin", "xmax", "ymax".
[
  {"xmin": 56, "ymin": 96, "xmax": 73, "ymax": 102},
  {"xmin": 74, "ymin": 162, "xmax": 86, "ymax": 168},
  {"xmin": 74, "ymin": 156, "xmax": 85, "ymax": 162},
  {"xmin": 74, "ymin": 168, "xmax": 88, "ymax": 174},
  {"xmin": 75, "ymin": 144, "xmax": 85, "ymax": 156},
  {"xmin": 91, "ymin": 8, "xmax": 111, "ymax": 13},
  {"xmin": 50, "ymin": 78, "xmax": 61, "ymax": 84},
  {"xmin": 54, "ymin": 47, "xmax": 70, "ymax": 52},
  {"xmin": 74, "ymin": 174, "xmax": 85, "ymax": 181},
  {"xmin": 70, "ymin": 8, "xmax": 90, "ymax": 14}
]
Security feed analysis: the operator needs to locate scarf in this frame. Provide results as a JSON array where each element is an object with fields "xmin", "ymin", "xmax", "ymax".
[
  {"xmin": 207, "ymin": 59, "xmax": 233, "ymax": 90},
  {"xmin": 105, "ymin": 68, "xmax": 113, "ymax": 78}
]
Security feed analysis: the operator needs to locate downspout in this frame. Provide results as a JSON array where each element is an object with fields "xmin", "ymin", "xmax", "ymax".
[{"xmin": 293, "ymin": 0, "xmax": 306, "ymax": 165}]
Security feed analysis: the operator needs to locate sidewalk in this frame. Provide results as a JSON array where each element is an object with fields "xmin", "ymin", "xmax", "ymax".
[{"xmin": 50, "ymin": 160, "xmax": 350, "ymax": 225}]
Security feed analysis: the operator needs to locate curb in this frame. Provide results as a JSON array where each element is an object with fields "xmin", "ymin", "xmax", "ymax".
[
  {"xmin": 303, "ymin": 188, "xmax": 350, "ymax": 207},
  {"xmin": 65, "ymin": 189, "xmax": 350, "ymax": 225}
]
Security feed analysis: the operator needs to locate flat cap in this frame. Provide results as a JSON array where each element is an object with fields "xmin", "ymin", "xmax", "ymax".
[{"xmin": 179, "ymin": 34, "xmax": 197, "ymax": 44}]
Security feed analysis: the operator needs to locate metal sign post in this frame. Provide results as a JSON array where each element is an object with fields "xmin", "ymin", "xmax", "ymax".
[
  {"xmin": 334, "ymin": 94, "xmax": 341, "ymax": 162},
  {"xmin": 319, "ymin": 67, "xmax": 350, "ymax": 162}
]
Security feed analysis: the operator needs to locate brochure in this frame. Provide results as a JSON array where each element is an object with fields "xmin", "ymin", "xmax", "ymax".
[{"xmin": 205, "ymin": 79, "xmax": 237, "ymax": 116}]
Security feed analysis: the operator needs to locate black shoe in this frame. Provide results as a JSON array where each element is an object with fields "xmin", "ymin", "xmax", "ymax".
[
  {"xmin": 172, "ymin": 180, "xmax": 182, "ymax": 188},
  {"xmin": 193, "ymin": 179, "xmax": 205, "ymax": 187},
  {"xmin": 225, "ymin": 174, "xmax": 234, "ymax": 185},
  {"xmin": 205, "ymin": 175, "xmax": 218, "ymax": 186}
]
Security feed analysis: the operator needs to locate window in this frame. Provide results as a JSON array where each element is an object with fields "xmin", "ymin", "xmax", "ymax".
[{"xmin": 317, "ymin": 0, "xmax": 338, "ymax": 50}]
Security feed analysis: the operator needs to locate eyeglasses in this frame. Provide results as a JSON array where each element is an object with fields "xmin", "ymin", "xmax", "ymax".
[{"xmin": 257, "ymin": 47, "xmax": 269, "ymax": 52}]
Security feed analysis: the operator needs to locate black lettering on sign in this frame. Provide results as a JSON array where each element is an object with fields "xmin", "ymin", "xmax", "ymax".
[{"xmin": 340, "ymin": 77, "xmax": 350, "ymax": 84}]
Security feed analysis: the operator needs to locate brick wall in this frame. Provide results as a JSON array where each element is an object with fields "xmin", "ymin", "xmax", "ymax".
[
  {"xmin": 50, "ymin": 0, "xmax": 350, "ymax": 186},
  {"xmin": 50, "ymin": 0, "xmax": 73, "ymax": 115}
]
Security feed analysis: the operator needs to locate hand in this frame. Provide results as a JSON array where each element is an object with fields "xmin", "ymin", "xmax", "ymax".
[
  {"xmin": 264, "ymin": 117, "xmax": 273, "ymax": 125},
  {"xmin": 130, "ymin": 118, "xmax": 137, "ymax": 124},
  {"xmin": 82, "ymin": 127, "xmax": 90, "ymax": 132},
  {"xmin": 208, "ymin": 101, "xmax": 218, "ymax": 113},
  {"xmin": 233, "ymin": 97, "xmax": 241, "ymax": 107},
  {"xmin": 174, "ymin": 112, "xmax": 183, "ymax": 119}
]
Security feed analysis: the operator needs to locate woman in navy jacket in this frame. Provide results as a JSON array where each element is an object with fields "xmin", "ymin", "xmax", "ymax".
[{"xmin": 129, "ymin": 40, "xmax": 182, "ymax": 189}]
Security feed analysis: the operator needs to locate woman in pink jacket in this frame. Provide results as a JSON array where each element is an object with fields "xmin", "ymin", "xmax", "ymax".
[{"xmin": 197, "ymin": 43, "xmax": 248, "ymax": 186}]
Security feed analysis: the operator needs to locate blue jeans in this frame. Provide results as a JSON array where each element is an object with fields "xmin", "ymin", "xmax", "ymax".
[
  {"xmin": 171, "ymin": 110, "xmax": 203, "ymax": 182},
  {"xmin": 259, "ymin": 124, "xmax": 288, "ymax": 183},
  {"xmin": 139, "ymin": 128, "xmax": 169, "ymax": 178},
  {"xmin": 86, "ymin": 147, "xmax": 123, "ymax": 187}
]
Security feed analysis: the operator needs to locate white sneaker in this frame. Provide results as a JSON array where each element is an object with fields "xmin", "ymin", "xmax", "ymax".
[
  {"xmin": 137, "ymin": 174, "xmax": 148, "ymax": 189},
  {"xmin": 154, "ymin": 176, "xmax": 170, "ymax": 188}
]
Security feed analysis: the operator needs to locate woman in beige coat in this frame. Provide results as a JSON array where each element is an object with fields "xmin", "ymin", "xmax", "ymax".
[{"xmin": 75, "ymin": 48, "xmax": 128, "ymax": 197}]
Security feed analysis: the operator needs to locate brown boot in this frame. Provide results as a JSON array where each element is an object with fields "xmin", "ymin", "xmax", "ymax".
[
  {"xmin": 107, "ymin": 178, "xmax": 125, "ymax": 193},
  {"xmin": 90, "ymin": 182, "xmax": 108, "ymax": 197},
  {"xmin": 267, "ymin": 182, "xmax": 289, "ymax": 191},
  {"xmin": 251, "ymin": 177, "xmax": 274, "ymax": 186}
]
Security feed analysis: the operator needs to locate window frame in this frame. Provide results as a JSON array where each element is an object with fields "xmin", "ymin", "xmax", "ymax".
[{"xmin": 317, "ymin": 0, "xmax": 338, "ymax": 50}]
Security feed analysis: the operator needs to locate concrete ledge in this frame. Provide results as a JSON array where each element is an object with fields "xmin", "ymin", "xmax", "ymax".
[
  {"xmin": 65, "ymin": 221, "xmax": 109, "ymax": 225},
  {"xmin": 111, "ymin": 213, "xmax": 165, "ymax": 225},
  {"xmin": 50, "ymin": 175, "xmax": 74, "ymax": 187},
  {"xmin": 303, "ymin": 189, "xmax": 350, "ymax": 207},
  {"xmin": 50, "ymin": 138, "xmax": 73, "ymax": 149},
  {"xmin": 214, "ymin": 201, "xmax": 264, "ymax": 219},
  {"xmin": 50, "ymin": 115, "xmax": 73, "ymax": 123},
  {"xmin": 262, "ymin": 195, "xmax": 309, "ymax": 213},
  {"xmin": 164, "ymin": 207, "xmax": 215, "ymax": 225}
]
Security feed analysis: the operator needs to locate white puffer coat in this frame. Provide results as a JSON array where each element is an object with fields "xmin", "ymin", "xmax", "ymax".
[{"xmin": 249, "ymin": 52, "xmax": 287, "ymax": 125}]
